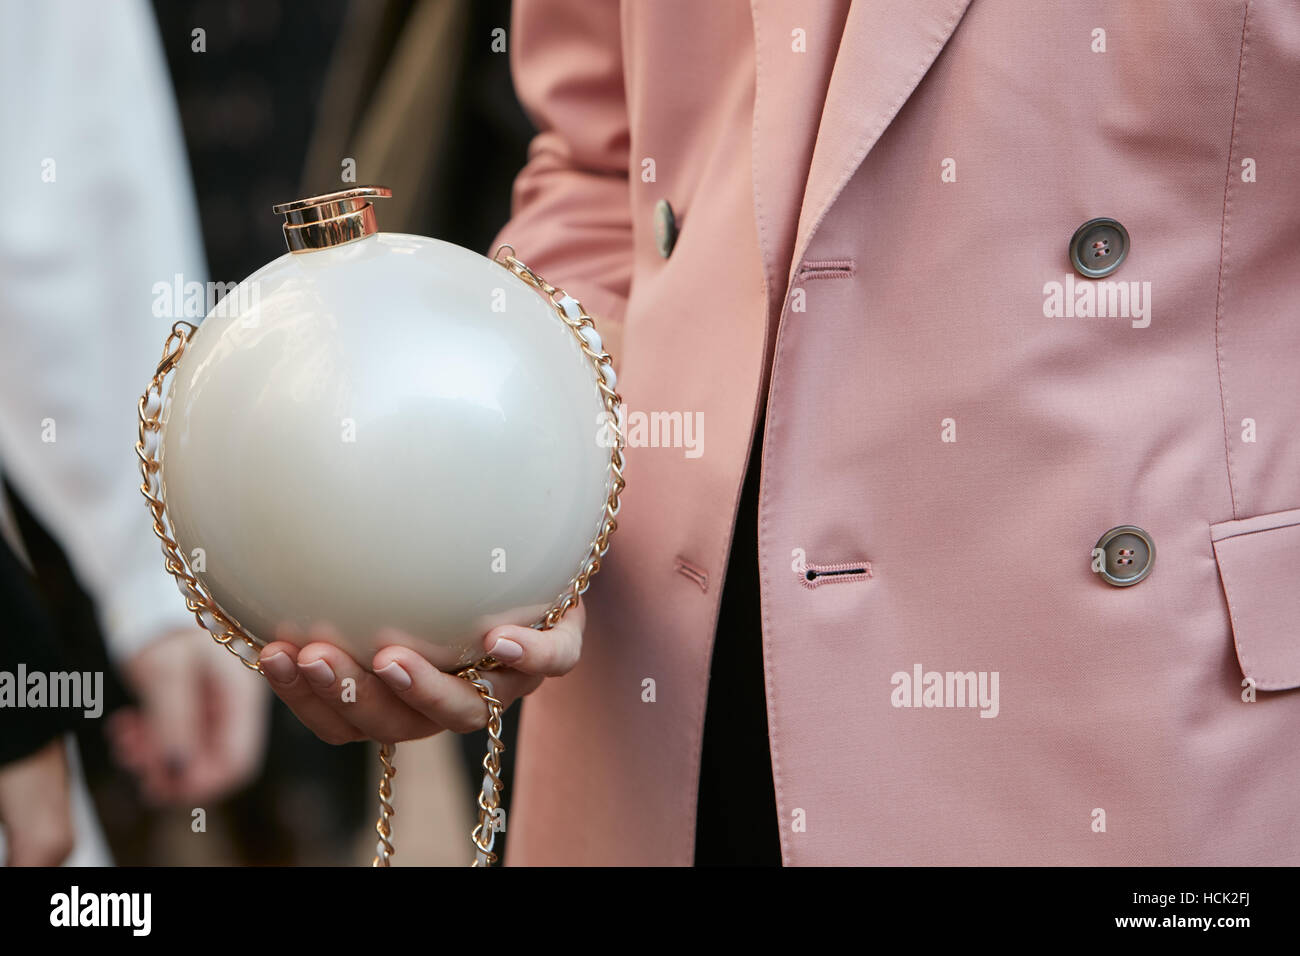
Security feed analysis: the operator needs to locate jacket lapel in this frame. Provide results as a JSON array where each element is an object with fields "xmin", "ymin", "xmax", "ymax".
[
  {"xmin": 748, "ymin": 0, "xmax": 853, "ymax": 305},
  {"xmin": 787, "ymin": 0, "xmax": 974, "ymax": 287}
]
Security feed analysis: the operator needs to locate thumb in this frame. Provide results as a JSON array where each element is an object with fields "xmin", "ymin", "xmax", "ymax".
[{"xmin": 483, "ymin": 600, "xmax": 586, "ymax": 677}]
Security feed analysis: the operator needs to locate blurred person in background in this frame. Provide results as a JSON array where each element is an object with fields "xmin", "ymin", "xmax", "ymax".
[{"xmin": 0, "ymin": 0, "xmax": 267, "ymax": 865}]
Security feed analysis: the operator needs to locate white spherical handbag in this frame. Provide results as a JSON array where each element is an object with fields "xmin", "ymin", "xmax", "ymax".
[{"xmin": 135, "ymin": 187, "xmax": 625, "ymax": 866}]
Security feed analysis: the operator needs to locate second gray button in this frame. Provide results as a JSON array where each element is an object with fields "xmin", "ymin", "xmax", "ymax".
[
  {"xmin": 1070, "ymin": 217, "xmax": 1129, "ymax": 278},
  {"xmin": 1094, "ymin": 525, "xmax": 1155, "ymax": 587}
]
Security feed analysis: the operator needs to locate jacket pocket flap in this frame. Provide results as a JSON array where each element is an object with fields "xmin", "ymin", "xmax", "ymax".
[{"xmin": 1211, "ymin": 508, "xmax": 1300, "ymax": 691}]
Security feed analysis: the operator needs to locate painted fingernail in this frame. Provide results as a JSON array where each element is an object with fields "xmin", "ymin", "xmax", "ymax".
[
  {"xmin": 487, "ymin": 636, "xmax": 524, "ymax": 663},
  {"xmin": 375, "ymin": 661, "xmax": 412, "ymax": 691},
  {"xmin": 260, "ymin": 651, "xmax": 296, "ymax": 683},
  {"xmin": 299, "ymin": 658, "xmax": 336, "ymax": 686}
]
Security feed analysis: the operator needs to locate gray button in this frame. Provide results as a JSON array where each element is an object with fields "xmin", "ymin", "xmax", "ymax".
[
  {"xmin": 654, "ymin": 198, "xmax": 678, "ymax": 258},
  {"xmin": 1070, "ymin": 217, "xmax": 1129, "ymax": 278},
  {"xmin": 1094, "ymin": 525, "xmax": 1155, "ymax": 587}
]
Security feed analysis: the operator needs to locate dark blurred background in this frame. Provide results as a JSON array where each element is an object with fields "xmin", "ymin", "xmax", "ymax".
[{"xmin": 152, "ymin": 0, "xmax": 532, "ymax": 281}]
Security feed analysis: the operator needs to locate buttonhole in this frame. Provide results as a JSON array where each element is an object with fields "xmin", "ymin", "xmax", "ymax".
[
  {"xmin": 674, "ymin": 556, "xmax": 709, "ymax": 593},
  {"xmin": 797, "ymin": 258, "xmax": 856, "ymax": 281},
  {"xmin": 799, "ymin": 560, "xmax": 872, "ymax": 590},
  {"xmin": 805, "ymin": 566, "xmax": 866, "ymax": 581}
]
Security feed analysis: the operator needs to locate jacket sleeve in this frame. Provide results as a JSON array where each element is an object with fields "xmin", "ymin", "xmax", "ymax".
[{"xmin": 492, "ymin": 0, "xmax": 634, "ymax": 356}]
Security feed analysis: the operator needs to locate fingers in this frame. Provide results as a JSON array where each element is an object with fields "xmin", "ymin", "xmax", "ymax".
[
  {"xmin": 107, "ymin": 710, "xmax": 180, "ymax": 806},
  {"xmin": 482, "ymin": 601, "xmax": 586, "ymax": 677},
  {"xmin": 261, "ymin": 607, "xmax": 585, "ymax": 747},
  {"xmin": 126, "ymin": 636, "xmax": 203, "ymax": 796},
  {"xmin": 368, "ymin": 607, "xmax": 586, "ymax": 728},
  {"xmin": 258, "ymin": 638, "xmax": 367, "ymax": 746},
  {"xmin": 292, "ymin": 631, "xmax": 443, "ymax": 744},
  {"xmin": 180, "ymin": 660, "xmax": 270, "ymax": 800},
  {"xmin": 147, "ymin": 648, "xmax": 203, "ymax": 774},
  {"xmin": 212, "ymin": 657, "xmax": 271, "ymax": 772},
  {"xmin": 372, "ymin": 642, "xmax": 543, "ymax": 732},
  {"xmin": 112, "ymin": 644, "xmax": 271, "ymax": 804},
  {"xmin": 106, "ymin": 710, "xmax": 156, "ymax": 776}
]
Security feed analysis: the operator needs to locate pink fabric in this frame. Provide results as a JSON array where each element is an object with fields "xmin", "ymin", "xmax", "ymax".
[
  {"xmin": 494, "ymin": 0, "xmax": 1300, "ymax": 865},
  {"xmin": 1212, "ymin": 509, "xmax": 1300, "ymax": 690}
]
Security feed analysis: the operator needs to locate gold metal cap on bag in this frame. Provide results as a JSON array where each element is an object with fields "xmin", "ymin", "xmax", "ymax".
[{"xmin": 271, "ymin": 186, "xmax": 392, "ymax": 253}]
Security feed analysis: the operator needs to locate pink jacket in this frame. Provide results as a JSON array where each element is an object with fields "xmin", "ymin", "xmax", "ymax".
[{"xmin": 493, "ymin": 0, "xmax": 1300, "ymax": 865}]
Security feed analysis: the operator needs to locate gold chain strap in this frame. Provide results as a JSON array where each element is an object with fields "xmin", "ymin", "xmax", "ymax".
[
  {"xmin": 136, "ymin": 320, "xmax": 265, "ymax": 672},
  {"xmin": 135, "ymin": 250, "xmax": 625, "ymax": 868},
  {"xmin": 457, "ymin": 247, "xmax": 626, "ymax": 866},
  {"xmin": 371, "ymin": 742, "xmax": 397, "ymax": 866},
  {"xmin": 489, "ymin": 244, "xmax": 627, "ymax": 628},
  {"xmin": 461, "ymin": 668, "xmax": 506, "ymax": 866}
]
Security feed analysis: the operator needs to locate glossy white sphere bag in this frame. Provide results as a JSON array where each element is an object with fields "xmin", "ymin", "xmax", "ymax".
[{"xmin": 135, "ymin": 187, "xmax": 625, "ymax": 864}]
